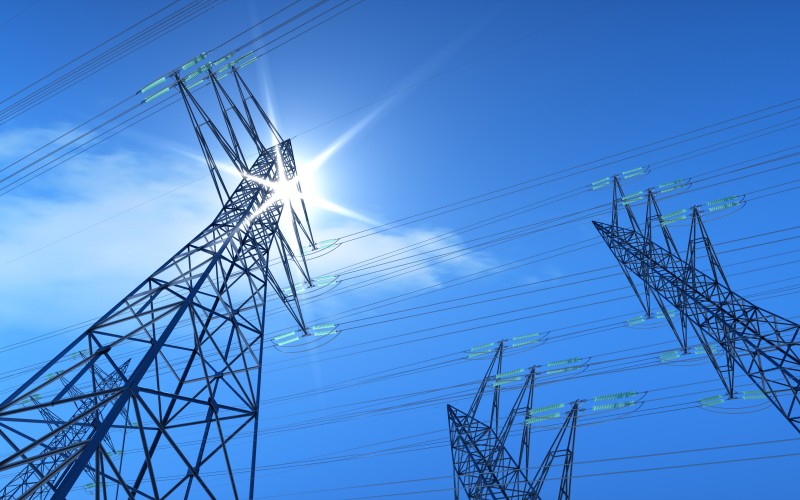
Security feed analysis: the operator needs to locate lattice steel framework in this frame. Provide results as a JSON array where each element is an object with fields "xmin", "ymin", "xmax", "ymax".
[
  {"xmin": 0, "ymin": 65, "xmax": 316, "ymax": 498},
  {"xmin": 594, "ymin": 177, "xmax": 800, "ymax": 432},
  {"xmin": 448, "ymin": 343, "xmax": 579, "ymax": 499}
]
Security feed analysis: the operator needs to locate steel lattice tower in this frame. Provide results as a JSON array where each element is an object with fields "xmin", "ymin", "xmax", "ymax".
[
  {"xmin": 594, "ymin": 177, "xmax": 800, "ymax": 432},
  {"xmin": 0, "ymin": 58, "xmax": 317, "ymax": 498},
  {"xmin": 448, "ymin": 343, "xmax": 579, "ymax": 500}
]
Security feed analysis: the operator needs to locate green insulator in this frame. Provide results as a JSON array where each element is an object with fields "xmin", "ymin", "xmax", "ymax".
[
  {"xmin": 707, "ymin": 195, "xmax": 739, "ymax": 206},
  {"xmin": 545, "ymin": 366, "xmax": 580, "ymax": 376},
  {"xmin": 140, "ymin": 76, "xmax": 166, "ymax": 94},
  {"xmin": 187, "ymin": 79, "xmax": 205, "ymax": 90},
  {"xmin": 693, "ymin": 344, "xmax": 719, "ymax": 355},
  {"xmin": 592, "ymin": 401, "xmax": 636, "ymax": 411},
  {"xmin": 239, "ymin": 56, "xmax": 258, "ymax": 69},
  {"xmin": 594, "ymin": 391, "xmax": 638, "ymax": 402},
  {"xmin": 700, "ymin": 395, "xmax": 725, "ymax": 406},
  {"xmin": 655, "ymin": 310, "xmax": 677, "ymax": 319},
  {"xmin": 621, "ymin": 191, "xmax": 643, "ymax": 205},
  {"xmin": 622, "ymin": 166, "xmax": 645, "ymax": 178},
  {"xmin": 144, "ymin": 87, "xmax": 170, "ymax": 103},
  {"xmin": 512, "ymin": 332, "xmax": 540, "ymax": 341},
  {"xmin": 496, "ymin": 368, "xmax": 525, "ymax": 379},
  {"xmin": 547, "ymin": 357, "xmax": 581, "ymax": 367},
  {"xmin": 664, "ymin": 208, "xmax": 687, "ymax": 218},
  {"xmin": 181, "ymin": 52, "xmax": 207, "ymax": 71},
  {"xmin": 659, "ymin": 350, "xmax": 680, "ymax": 362},
  {"xmin": 234, "ymin": 52, "xmax": 255, "ymax": 66},
  {"xmin": 510, "ymin": 339, "xmax": 540, "ymax": 348},
  {"xmin": 627, "ymin": 315, "xmax": 646, "ymax": 326},
  {"xmin": 591, "ymin": 177, "xmax": 611, "ymax": 190},
  {"xmin": 312, "ymin": 329, "xmax": 337, "ymax": 337},
  {"xmin": 525, "ymin": 412, "xmax": 561, "ymax": 424},
  {"xmin": 467, "ymin": 351, "xmax": 492, "ymax": 359},
  {"xmin": 213, "ymin": 52, "xmax": 234, "ymax": 66},
  {"xmin": 313, "ymin": 323, "xmax": 336, "ymax": 330},
  {"xmin": 184, "ymin": 69, "xmax": 202, "ymax": 82},
  {"xmin": 742, "ymin": 389, "xmax": 767, "ymax": 400},
  {"xmin": 470, "ymin": 342, "xmax": 495, "ymax": 351},
  {"xmin": 658, "ymin": 178, "xmax": 689, "ymax": 193},
  {"xmin": 708, "ymin": 201, "xmax": 740, "ymax": 212},
  {"xmin": 315, "ymin": 239, "xmax": 337, "ymax": 250},
  {"xmin": 492, "ymin": 377, "xmax": 521, "ymax": 387},
  {"xmin": 273, "ymin": 331, "xmax": 297, "ymax": 341},
  {"xmin": 277, "ymin": 337, "xmax": 300, "ymax": 346},
  {"xmin": 530, "ymin": 402, "xmax": 565, "ymax": 414}
]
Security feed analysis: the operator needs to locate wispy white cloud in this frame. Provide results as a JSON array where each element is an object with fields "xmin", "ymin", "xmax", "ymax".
[{"xmin": 0, "ymin": 131, "xmax": 219, "ymax": 332}]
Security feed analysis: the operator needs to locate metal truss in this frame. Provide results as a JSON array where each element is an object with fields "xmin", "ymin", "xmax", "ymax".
[
  {"xmin": 0, "ymin": 66, "xmax": 316, "ymax": 498},
  {"xmin": 448, "ymin": 344, "xmax": 579, "ymax": 499},
  {"xmin": 594, "ymin": 177, "xmax": 800, "ymax": 432}
]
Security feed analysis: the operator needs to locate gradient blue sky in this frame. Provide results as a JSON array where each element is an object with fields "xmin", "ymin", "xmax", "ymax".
[{"xmin": 1, "ymin": 0, "xmax": 800, "ymax": 498}]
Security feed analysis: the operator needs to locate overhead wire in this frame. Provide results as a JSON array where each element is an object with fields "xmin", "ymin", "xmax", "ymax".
[
  {"xmin": 0, "ymin": 0, "xmax": 361, "ymax": 194},
  {"xmin": 0, "ymin": 0, "xmax": 227, "ymax": 125}
]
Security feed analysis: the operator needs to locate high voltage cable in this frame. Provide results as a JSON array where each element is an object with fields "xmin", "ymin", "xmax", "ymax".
[
  {"xmin": 0, "ymin": 95, "xmax": 796, "ymax": 452},
  {"xmin": 44, "ymin": 372, "xmax": 785, "ymax": 496},
  {"xmin": 260, "ymin": 166, "xmax": 800, "ymax": 338},
  {"xmin": 0, "ymin": 0, "xmax": 183, "ymax": 107},
  {"xmin": 0, "ymin": 68, "xmax": 794, "ymax": 264},
  {"xmin": 1, "ymin": 308, "xmax": 792, "ymax": 496},
  {"xmin": 0, "ymin": 0, "xmax": 227, "ymax": 125},
  {"xmin": 268, "ymin": 263, "xmax": 800, "ymax": 372},
  {"xmin": 255, "ymin": 447, "xmax": 800, "ymax": 498},
  {"xmin": 1, "ymin": 4, "xmax": 797, "ymax": 491},
  {"xmin": 4, "ymin": 223, "xmax": 791, "ymax": 394},
  {"xmin": 7, "ymin": 347, "xmax": 765, "ymax": 475},
  {"xmin": 0, "ymin": 0, "xmax": 43, "ymax": 30},
  {"xmin": 3, "ymin": 221, "xmax": 796, "ymax": 380},
  {"xmin": 128, "ymin": 374, "xmax": 792, "ymax": 494},
  {"xmin": 0, "ymin": 0, "xmax": 359, "ymax": 193},
  {"xmin": 0, "ymin": 2, "xmax": 794, "ymax": 197},
  {"xmin": 1, "ymin": 126, "xmax": 793, "ymax": 289},
  {"xmin": 0, "ymin": 256, "xmax": 792, "ymax": 412},
  {"xmin": 254, "ymin": 144, "xmax": 799, "ymax": 313}
]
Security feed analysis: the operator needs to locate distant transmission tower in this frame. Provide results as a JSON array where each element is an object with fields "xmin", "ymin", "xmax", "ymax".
[
  {"xmin": 594, "ymin": 176, "xmax": 800, "ymax": 432},
  {"xmin": 0, "ymin": 53, "xmax": 316, "ymax": 498},
  {"xmin": 448, "ymin": 342, "xmax": 579, "ymax": 499}
]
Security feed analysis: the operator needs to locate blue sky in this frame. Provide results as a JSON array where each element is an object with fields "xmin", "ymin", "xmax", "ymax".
[{"xmin": 1, "ymin": 0, "xmax": 800, "ymax": 498}]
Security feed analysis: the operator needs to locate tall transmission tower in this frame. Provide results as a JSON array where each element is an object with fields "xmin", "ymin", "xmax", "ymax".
[
  {"xmin": 448, "ymin": 342, "xmax": 579, "ymax": 499},
  {"xmin": 594, "ymin": 177, "xmax": 800, "ymax": 432},
  {"xmin": 0, "ymin": 54, "xmax": 317, "ymax": 498}
]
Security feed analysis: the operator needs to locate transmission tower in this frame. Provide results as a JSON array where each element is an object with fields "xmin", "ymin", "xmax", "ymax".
[
  {"xmin": 594, "ymin": 176, "xmax": 800, "ymax": 432},
  {"xmin": 448, "ymin": 342, "xmax": 579, "ymax": 499},
  {"xmin": 0, "ymin": 54, "xmax": 317, "ymax": 498}
]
